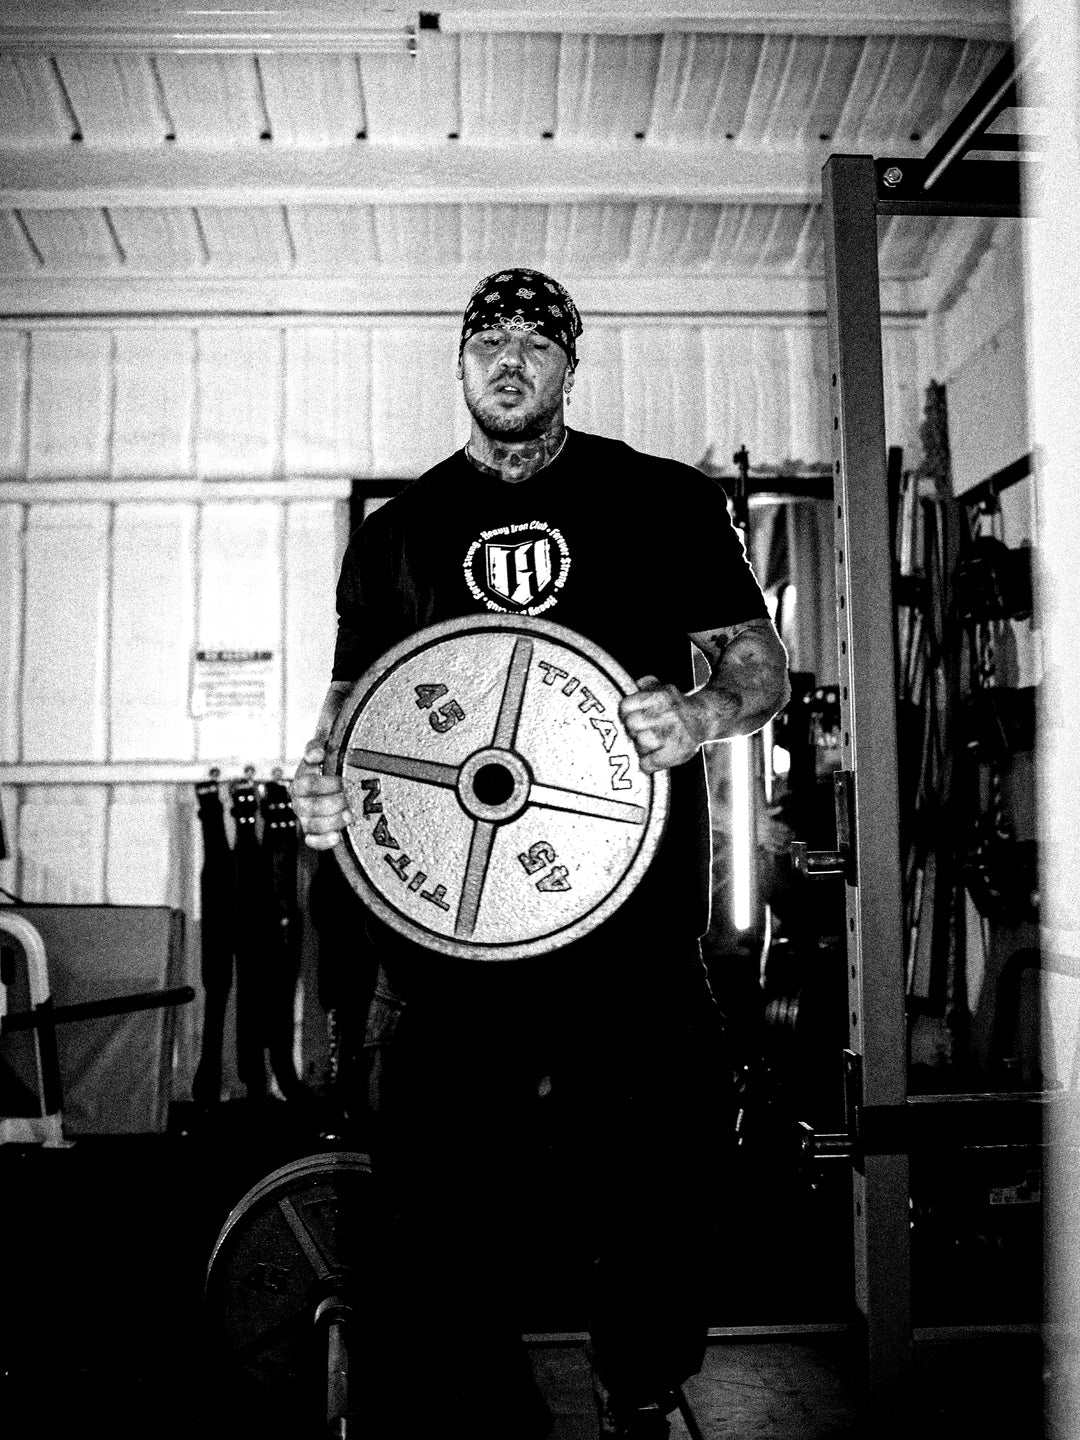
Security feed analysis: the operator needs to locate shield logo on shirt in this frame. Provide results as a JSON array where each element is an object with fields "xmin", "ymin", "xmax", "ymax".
[
  {"xmin": 485, "ymin": 537, "xmax": 552, "ymax": 606},
  {"xmin": 463, "ymin": 521, "xmax": 571, "ymax": 616}
]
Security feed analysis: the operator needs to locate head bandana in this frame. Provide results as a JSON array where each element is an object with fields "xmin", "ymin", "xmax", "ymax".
[{"xmin": 459, "ymin": 268, "xmax": 583, "ymax": 370}]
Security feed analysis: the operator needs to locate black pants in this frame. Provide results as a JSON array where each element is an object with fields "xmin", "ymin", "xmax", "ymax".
[{"xmin": 360, "ymin": 908, "xmax": 724, "ymax": 1418}]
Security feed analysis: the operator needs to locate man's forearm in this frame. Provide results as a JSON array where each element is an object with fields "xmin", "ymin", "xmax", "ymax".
[
  {"xmin": 690, "ymin": 618, "xmax": 791, "ymax": 741},
  {"xmin": 311, "ymin": 680, "xmax": 354, "ymax": 744}
]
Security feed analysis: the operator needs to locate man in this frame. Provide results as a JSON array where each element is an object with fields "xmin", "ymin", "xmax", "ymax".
[{"xmin": 292, "ymin": 269, "xmax": 789, "ymax": 1439}]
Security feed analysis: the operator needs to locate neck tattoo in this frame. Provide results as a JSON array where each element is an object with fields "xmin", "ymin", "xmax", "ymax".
[{"xmin": 466, "ymin": 421, "xmax": 567, "ymax": 484}]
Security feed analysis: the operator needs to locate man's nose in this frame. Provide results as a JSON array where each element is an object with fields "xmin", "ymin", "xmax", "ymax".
[{"xmin": 498, "ymin": 341, "xmax": 526, "ymax": 369}]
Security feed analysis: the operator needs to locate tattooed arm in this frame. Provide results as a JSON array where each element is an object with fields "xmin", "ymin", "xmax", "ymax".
[
  {"xmin": 689, "ymin": 617, "xmax": 792, "ymax": 738},
  {"xmin": 619, "ymin": 618, "xmax": 791, "ymax": 773}
]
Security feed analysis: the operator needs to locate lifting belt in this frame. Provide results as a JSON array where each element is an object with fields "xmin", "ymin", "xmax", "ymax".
[{"xmin": 192, "ymin": 777, "xmax": 236, "ymax": 1106}]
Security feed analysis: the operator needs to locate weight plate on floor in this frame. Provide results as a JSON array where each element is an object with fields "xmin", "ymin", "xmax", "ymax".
[
  {"xmin": 324, "ymin": 615, "xmax": 669, "ymax": 960},
  {"xmin": 204, "ymin": 1151, "xmax": 374, "ymax": 1391}
]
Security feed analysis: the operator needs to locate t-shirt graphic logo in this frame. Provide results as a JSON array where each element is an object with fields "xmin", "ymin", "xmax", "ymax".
[
  {"xmin": 486, "ymin": 537, "xmax": 551, "ymax": 606},
  {"xmin": 464, "ymin": 520, "xmax": 571, "ymax": 616}
]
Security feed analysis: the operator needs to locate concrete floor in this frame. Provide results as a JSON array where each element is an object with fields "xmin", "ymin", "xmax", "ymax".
[
  {"xmin": 530, "ymin": 1337, "xmax": 860, "ymax": 1439},
  {"xmin": 529, "ymin": 1332, "xmax": 1047, "ymax": 1440}
]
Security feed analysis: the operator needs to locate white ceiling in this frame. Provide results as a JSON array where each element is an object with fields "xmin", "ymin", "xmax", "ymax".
[{"xmin": 0, "ymin": 2, "xmax": 1015, "ymax": 318}]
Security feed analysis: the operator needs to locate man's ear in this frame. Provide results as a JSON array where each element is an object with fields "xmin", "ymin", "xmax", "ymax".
[
  {"xmin": 564, "ymin": 367, "xmax": 576, "ymax": 395},
  {"xmin": 455, "ymin": 358, "xmax": 464, "ymax": 380}
]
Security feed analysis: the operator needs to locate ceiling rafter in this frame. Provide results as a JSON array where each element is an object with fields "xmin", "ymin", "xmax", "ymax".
[
  {"xmin": 438, "ymin": 2, "xmax": 1010, "ymax": 39},
  {"xmin": 0, "ymin": 3, "xmax": 416, "ymax": 53},
  {"xmin": 0, "ymin": 272, "xmax": 928, "ymax": 319},
  {"xmin": 0, "ymin": 2, "xmax": 1014, "ymax": 48},
  {"xmin": 0, "ymin": 140, "xmax": 934, "ymax": 211}
]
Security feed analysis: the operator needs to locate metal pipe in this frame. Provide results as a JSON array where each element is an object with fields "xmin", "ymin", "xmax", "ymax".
[
  {"xmin": 2, "ymin": 984, "xmax": 195, "ymax": 1032},
  {"xmin": 0, "ymin": 911, "xmax": 67, "ymax": 1146},
  {"xmin": 325, "ymin": 1316, "xmax": 350, "ymax": 1438}
]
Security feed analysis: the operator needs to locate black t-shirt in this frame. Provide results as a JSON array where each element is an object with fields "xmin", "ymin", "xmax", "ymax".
[{"xmin": 333, "ymin": 427, "xmax": 769, "ymax": 939}]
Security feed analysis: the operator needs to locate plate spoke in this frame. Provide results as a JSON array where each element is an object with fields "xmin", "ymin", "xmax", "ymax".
[
  {"xmin": 529, "ymin": 782, "xmax": 647, "ymax": 825},
  {"xmin": 491, "ymin": 637, "xmax": 534, "ymax": 750},
  {"xmin": 455, "ymin": 820, "xmax": 497, "ymax": 938},
  {"xmin": 345, "ymin": 748, "xmax": 459, "ymax": 788}
]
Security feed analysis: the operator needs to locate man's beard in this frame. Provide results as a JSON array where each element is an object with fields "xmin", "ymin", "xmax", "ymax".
[{"xmin": 463, "ymin": 383, "xmax": 561, "ymax": 443}]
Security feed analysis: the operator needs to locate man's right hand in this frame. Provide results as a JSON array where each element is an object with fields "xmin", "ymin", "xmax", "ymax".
[{"xmin": 292, "ymin": 740, "xmax": 352, "ymax": 850}]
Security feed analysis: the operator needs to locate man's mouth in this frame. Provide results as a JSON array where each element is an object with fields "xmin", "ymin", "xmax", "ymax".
[{"xmin": 493, "ymin": 382, "xmax": 526, "ymax": 395}]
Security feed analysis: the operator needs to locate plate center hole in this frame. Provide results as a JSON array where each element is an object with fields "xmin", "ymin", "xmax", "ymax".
[{"xmin": 472, "ymin": 762, "xmax": 516, "ymax": 806}]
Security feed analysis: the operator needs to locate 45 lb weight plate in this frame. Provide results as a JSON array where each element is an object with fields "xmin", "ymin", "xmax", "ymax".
[{"xmin": 325, "ymin": 615, "xmax": 669, "ymax": 960}]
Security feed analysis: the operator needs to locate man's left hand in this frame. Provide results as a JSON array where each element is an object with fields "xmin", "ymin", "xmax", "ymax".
[{"xmin": 619, "ymin": 676, "xmax": 709, "ymax": 773}]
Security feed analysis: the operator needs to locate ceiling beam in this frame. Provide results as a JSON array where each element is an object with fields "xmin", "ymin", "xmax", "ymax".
[
  {"xmin": 0, "ymin": 141, "xmax": 934, "ymax": 210},
  {"xmin": 437, "ymin": 3, "xmax": 1012, "ymax": 40},
  {"xmin": 0, "ymin": 4, "xmax": 417, "ymax": 53},
  {"xmin": 0, "ymin": 2, "xmax": 1014, "ymax": 48},
  {"xmin": 0, "ymin": 273, "xmax": 928, "ymax": 319}
]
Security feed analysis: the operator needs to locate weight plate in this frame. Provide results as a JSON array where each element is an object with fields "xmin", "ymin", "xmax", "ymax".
[
  {"xmin": 204, "ymin": 1152, "xmax": 374, "ymax": 1391},
  {"xmin": 324, "ymin": 615, "xmax": 669, "ymax": 960}
]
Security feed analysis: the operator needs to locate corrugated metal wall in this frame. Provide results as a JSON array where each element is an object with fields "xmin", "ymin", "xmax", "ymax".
[
  {"xmin": 0, "ymin": 316, "xmax": 930, "ymax": 483},
  {"xmin": 0, "ymin": 311, "xmax": 931, "ymax": 1096}
]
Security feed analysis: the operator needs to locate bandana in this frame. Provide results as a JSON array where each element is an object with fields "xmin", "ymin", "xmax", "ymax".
[{"xmin": 459, "ymin": 268, "xmax": 582, "ymax": 369}]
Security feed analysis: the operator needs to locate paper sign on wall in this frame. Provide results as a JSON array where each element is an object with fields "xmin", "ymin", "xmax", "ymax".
[{"xmin": 190, "ymin": 648, "xmax": 279, "ymax": 718}]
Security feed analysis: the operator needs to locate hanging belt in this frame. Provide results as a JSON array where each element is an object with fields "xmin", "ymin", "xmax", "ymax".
[
  {"xmin": 261, "ymin": 775, "xmax": 307, "ymax": 1103},
  {"xmin": 192, "ymin": 774, "xmax": 236, "ymax": 1106},
  {"xmin": 232, "ymin": 773, "xmax": 267, "ymax": 1099}
]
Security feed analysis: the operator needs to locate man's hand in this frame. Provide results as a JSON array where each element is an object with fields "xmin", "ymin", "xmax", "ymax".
[
  {"xmin": 291, "ymin": 682, "xmax": 356, "ymax": 849},
  {"xmin": 292, "ymin": 740, "xmax": 352, "ymax": 849},
  {"xmin": 619, "ymin": 677, "xmax": 711, "ymax": 774},
  {"xmin": 619, "ymin": 618, "xmax": 790, "ymax": 773}
]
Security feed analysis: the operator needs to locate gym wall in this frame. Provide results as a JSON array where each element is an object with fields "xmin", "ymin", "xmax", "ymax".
[{"xmin": 0, "ymin": 309, "xmax": 933, "ymax": 1100}]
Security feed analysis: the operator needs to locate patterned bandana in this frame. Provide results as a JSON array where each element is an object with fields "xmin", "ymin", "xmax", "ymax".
[{"xmin": 459, "ymin": 268, "xmax": 582, "ymax": 370}]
